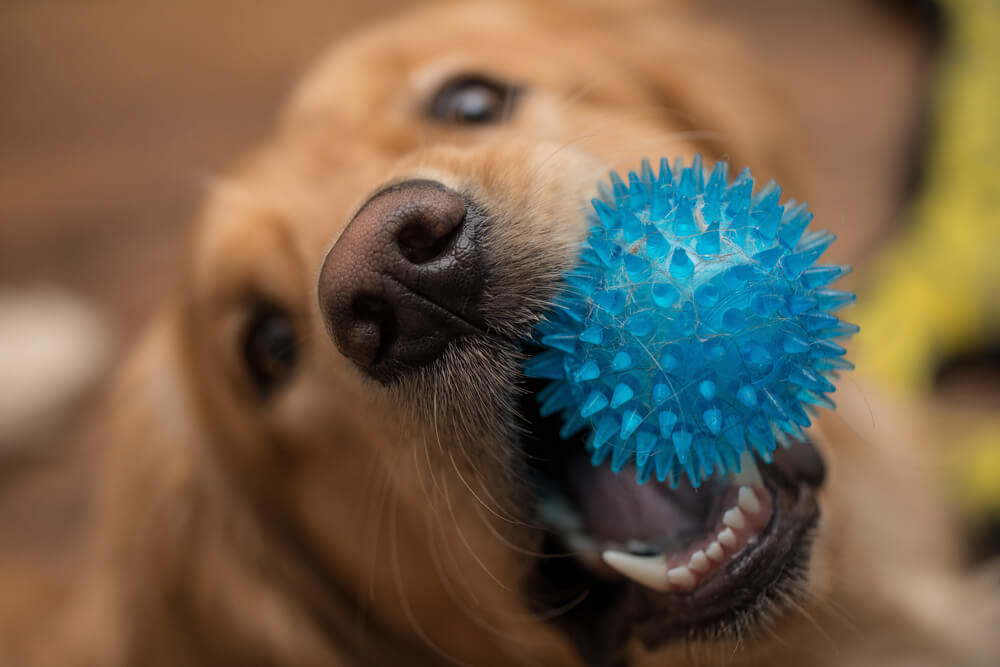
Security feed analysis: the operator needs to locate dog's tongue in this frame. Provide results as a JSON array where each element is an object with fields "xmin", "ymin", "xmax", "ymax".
[{"xmin": 564, "ymin": 457, "xmax": 707, "ymax": 544}]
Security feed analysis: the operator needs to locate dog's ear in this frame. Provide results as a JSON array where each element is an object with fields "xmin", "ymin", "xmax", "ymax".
[
  {"xmin": 91, "ymin": 305, "xmax": 213, "ymax": 576},
  {"xmin": 82, "ymin": 308, "xmax": 366, "ymax": 665},
  {"xmin": 99, "ymin": 307, "xmax": 205, "ymax": 487},
  {"xmin": 83, "ymin": 305, "xmax": 494, "ymax": 666},
  {"xmin": 55, "ymin": 308, "xmax": 209, "ymax": 666}
]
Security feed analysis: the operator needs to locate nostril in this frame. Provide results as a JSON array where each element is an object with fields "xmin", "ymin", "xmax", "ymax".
[
  {"xmin": 392, "ymin": 187, "xmax": 467, "ymax": 266},
  {"xmin": 351, "ymin": 293, "xmax": 390, "ymax": 324},
  {"xmin": 343, "ymin": 293, "xmax": 395, "ymax": 366},
  {"xmin": 397, "ymin": 219, "xmax": 461, "ymax": 264}
]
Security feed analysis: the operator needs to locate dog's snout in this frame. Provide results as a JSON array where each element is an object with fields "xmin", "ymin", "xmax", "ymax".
[{"xmin": 318, "ymin": 179, "xmax": 486, "ymax": 382}]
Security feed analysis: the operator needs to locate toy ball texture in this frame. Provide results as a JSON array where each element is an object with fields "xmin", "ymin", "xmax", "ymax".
[{"xmin": 525, "ymin": 156, "xmax": 857, "ymax": 488}]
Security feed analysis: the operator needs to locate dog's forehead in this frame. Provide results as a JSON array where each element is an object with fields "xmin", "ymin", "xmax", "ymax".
[
  {"xmin": 188, "ymin": 0, "xmax": 729, "ymax": 306},
  {"xmin": 283, "ymin": 1, "xmax": 637, "ymax": 127}
]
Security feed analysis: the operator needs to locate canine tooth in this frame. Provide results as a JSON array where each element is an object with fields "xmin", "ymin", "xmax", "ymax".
[
  {"xmin": 730, "ymin": 451, "xmax": 764, "ymax": 488},
  {"xmin": 723, "ymin": 507, "xmax": 747, "ymax": 530},
  {"xmin": 706, "ymin": 541, "xmax": 725, "ymax": 562},
  {"xmin": 738, "ymin": 486, "xmax": 762, "ymax": 514},
  {"xmin": 718, "ymin": 528, "xmax": 738, "ymax": 548},
  {"xmin": 602, "ymin": 551, "xmax": 669, "ymax": 592},
  {"xmin": 688, "ymin": 550, "xmax": 710, "ymax": 573},
  {"xmin": 667, "ymin": 566, "xmax": 696, "ymax": 590}
]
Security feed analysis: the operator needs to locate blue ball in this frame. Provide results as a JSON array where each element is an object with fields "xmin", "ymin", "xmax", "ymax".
[{"xmin": 524, "ymin": 156, "xmax": 857, "ymax": 488}]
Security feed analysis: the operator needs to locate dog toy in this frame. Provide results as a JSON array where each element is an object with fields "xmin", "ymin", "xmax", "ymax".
[{"xmin": 525, "ymin": 156, "xmax": 857, "ymax": 487}]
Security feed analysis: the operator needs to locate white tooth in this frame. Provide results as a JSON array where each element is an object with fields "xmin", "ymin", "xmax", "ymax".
[
  {"xmin": 602, "ymin": 551, "xmax": 669, "ymax": 592},
  {"xmin": 539, "ymin": 496, "xmax": 583, "ymax": 532},
  {"xmin": 738, "ymin": 486, "xmax": 762, "ymax": 514},
  {"xmin": 667, "ymin": 566, "xmax": 696, "ymax": 590},
  {"xmin": 730, "ymin": 451, "xmax": 764, "ymax": 488},
  {"xmin": 718, "ymin": 528, "xmax": 738, "ymax": 548},
  {"xmin": 706, "ymin": 541, "xmax": 725, "ymax": 562},
  {"xmin": 688, "ymin": 550, "xmax": 710, "ymax": 573},
  {"xmin": 723, "ymin": 507, "xmax": 747, "ymax": 530}
]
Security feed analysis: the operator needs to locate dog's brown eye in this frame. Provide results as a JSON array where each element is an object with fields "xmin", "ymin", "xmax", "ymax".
[
  {"xmin": 429, "ymin": 75, "xmax": 522, "ymax": 124},
  {"xmin": 242, "ymin": 304, "xmax": 299, "ymax": 396}
]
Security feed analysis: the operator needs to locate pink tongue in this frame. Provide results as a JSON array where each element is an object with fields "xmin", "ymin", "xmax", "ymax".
[{"xmin": 565, "ymin": 457, "xmax": 705, "ymax": 543}]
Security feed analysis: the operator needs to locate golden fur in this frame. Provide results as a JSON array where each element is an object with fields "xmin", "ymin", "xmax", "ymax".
[{"xmin": 20, "ymin": 1, "xmax": 999, "ymax": 665}]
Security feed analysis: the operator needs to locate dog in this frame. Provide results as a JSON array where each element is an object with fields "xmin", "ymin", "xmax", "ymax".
[{"xmin": 21, "ymin": 1, "xmax": 1000, "ymax": 665}]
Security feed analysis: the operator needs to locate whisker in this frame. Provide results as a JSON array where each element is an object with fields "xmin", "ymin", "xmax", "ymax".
[
  {"xmin": 429, "ymin": 382, "xmax": 526, "ymax": 595},
  {"xmin": 387, "ymin": 489, "xmax": 479, "ymax": 667},
  {"xmin": 424, "ymin": 507, "xmax": 561, "ymax": 662},
  {"xmin": 785, "ymin": 597, "xmax": 839, "ymax": 654},
  {"xmin": 468, "ymin": 495, "xmax": 577, "ymax": 560}
]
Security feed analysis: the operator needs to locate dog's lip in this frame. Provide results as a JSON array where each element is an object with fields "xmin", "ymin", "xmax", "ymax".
[
  {"xmin": 522, "ymin": 415, "xmax": 823, "ymax": 658},
  {"xmin": 544, "ymin": 453, "xmax": 817, "ymax": 599},
  {"xmin": 617, "ymin": 473, "xmax": 819, "ymax": 649}
]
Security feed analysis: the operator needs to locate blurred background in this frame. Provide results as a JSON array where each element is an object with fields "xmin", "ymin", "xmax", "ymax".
[{"xmin": 0, "ymin": 0, "xmax": 997, "ymax": 654}]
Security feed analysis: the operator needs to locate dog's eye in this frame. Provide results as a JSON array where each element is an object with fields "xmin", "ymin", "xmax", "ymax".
[
  {"xmin": 242, "ymin": 304, "xmax": 299, "ymax": 396},
  {"xmin": 429, "ymin": 75, "xmax": 522, "ymax": 125}
]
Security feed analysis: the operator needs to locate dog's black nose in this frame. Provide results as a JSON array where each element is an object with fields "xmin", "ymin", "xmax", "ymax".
[{"xmin": 318, "ymin": 179, "xmax": 486, "ymax": 382}]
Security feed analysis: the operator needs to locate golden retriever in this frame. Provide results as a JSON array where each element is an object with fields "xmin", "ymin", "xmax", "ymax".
[{"xmin": 23, "ymin": 1, "xmax": 1000, "ymax": 665}]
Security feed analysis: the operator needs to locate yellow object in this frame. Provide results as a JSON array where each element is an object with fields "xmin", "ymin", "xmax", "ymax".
[
  {"xmin": 951, "ymin": 420, "xmax": 1000, "ymax": 513},
  {"xmin": 853, "ymin": 0, "xmax": 1000, "ymax": 510}
]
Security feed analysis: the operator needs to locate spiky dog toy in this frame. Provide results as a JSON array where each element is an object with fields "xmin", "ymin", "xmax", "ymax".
[{"xmin": 525, "ymin": 156, "xmax": 857, "ymax": 488}]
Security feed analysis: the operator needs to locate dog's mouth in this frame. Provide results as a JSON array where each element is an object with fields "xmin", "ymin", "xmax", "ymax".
[{"xmin": 516, "ymin": 376, "xmax": 824, "ymax": 664}]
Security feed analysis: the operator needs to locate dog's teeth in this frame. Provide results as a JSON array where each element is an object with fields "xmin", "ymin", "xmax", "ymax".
[
  {"xmin": 688, "ymin": 550, "xmax": 710, "ymax": 573},
  {"xmin": 706, "ymin": 541, "xmax": 725, "ymax": 562},
  {"xmin": 730, "ymin": 451, "xmax": 764, "ymax": 488},
  {"xmin": 722, "ymin": 507, "xmax": 747, "ymax": 530},
  {"xmin": 602, "ymin": 550, "xmax": 669, "ymax": 592},
  {"xmin": 738, "ymin": 486, "xmax": 762, "ymax": 514},
  {"xmin": 667, "ymin": 566, "xmax": 696, "ymax": 590},
  {"xmin": 718, "ymin": 528, "xmax": 738, "ymax": 549}
]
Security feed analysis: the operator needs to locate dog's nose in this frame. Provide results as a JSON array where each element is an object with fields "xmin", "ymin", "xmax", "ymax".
[{"xmin": 318, "ymin": 179, "xmax": 486, "ymax": 381}]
